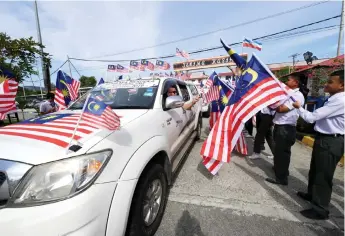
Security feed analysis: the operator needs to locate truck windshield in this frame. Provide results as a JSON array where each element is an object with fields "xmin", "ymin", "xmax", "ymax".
[{"xmin": 68, "ymin": 79, "xmax": 160, "ymax": 110}]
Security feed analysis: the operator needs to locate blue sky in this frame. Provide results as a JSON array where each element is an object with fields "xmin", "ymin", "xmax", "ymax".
[{"xmin": 0, "ymin": 0, "xmax": 343, "ymax": 87}]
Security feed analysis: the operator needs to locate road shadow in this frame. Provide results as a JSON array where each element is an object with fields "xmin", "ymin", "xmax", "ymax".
[
  {"xmin": 233, "ymin": 159, "xmax": 344, "ymax": 232},
  {"xmin": 175, "ymin": 210, "xmax": 207, "ymax": 236}
]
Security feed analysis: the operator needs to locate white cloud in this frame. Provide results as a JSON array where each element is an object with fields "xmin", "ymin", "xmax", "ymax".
[{"xmin": 0, "ymin": 1, "xmax": 163, "ymax": 81}]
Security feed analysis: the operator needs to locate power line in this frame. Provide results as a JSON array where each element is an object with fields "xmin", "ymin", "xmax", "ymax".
[
  {"xmin": 69, "ymin": 24, "xmax": 341, "ymax": 73},
  {"xmin": 87, "ymin": 1, "xmax": 330, "ymax": 59},
  {"xmin": 69, "ymin": 15, "xmax": 341, "ymax": 63}
]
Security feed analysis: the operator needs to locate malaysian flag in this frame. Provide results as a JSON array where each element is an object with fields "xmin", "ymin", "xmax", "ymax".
[
  {"xmin": 82, "ymin": 97, "xmax": 120, "ymax": 130},
  {"xmin": 0, "ymin": 68, "xmax": 18, "ymax": 120},
  {"xmin": 107, "ymin": 65, "xmax": 116, "ymax": 71},
  {"xmin": 130, "ymin": 61, "xmax": 141, "ymax": 71},
  {"xmin": 200, "ymin": 39, "xmax": 289, "ymax": 175},
  {"xmin": 205, "ymin": 71, "xmax": 217, "ymax": 87},
  {"xmin": 55, "ymin": 70, "xmax": 80, "ymax": 110},
  {"xmin": 176, "ymin": 48, "xmax": 189, "ymax": 59},
  {"xmin": 156, "ymin": 60, "xmax": 171, "ymax": 70},
  {"xmin": 141, "ymin": 59, "xmax": 155, "ymax": 71},
  {"xmin": 203, "ymin": 72, "xmax": 220, "ymax": 103},
  {"xmin": 0, "ymin": 113, "xmax": 100, "ymax": 148},
  {"xmin": 117, "ymin": 64, "xmax": 130, "ymax": 73}
]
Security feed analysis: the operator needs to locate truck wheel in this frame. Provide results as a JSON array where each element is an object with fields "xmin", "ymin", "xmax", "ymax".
[
  {"xmin": 195, "ymin": 117, "xmax": 202, "ymax": 141},
  {"xmin": 126, "ymin": 164, "xmax": 168, "ymax": 236}
]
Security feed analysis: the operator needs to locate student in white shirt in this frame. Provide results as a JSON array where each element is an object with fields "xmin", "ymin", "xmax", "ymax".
[
  {"xmin": 292, "ymin": 70, "xmax": 344, "ymax": 220},
  {"xmin": 40, "ymin": 92, "xmax": 56, "ymax": 115},
  {"xmin": 265, "ymin": 74, "xmax": 305, "ymax": 186}
]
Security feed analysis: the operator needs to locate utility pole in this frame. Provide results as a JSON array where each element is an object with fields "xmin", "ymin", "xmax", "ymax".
[
  {"xmin": 337, "ymin": 0, "xmax": 344, "ymax": 56},
  {"xmin": 34, "ymin": 0, "xmax": 51, "ymax": 92},
  {"xmin": 289, "ymin": 53, "xmax": 300, "ymax": 70}
]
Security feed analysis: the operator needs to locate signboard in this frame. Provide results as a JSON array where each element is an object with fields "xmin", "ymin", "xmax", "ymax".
[{"xmin": 173, "ymin": 54, "xmax": 248, "ymax": 72}]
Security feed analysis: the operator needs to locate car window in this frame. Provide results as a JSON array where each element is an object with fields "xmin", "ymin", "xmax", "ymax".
[
  {"xmin": 178, "ymin": 84, "xmax": 190, "ymax": 102},
  {"xmin": 188, "ymin": 84, "xmax": 199, "ymax": 96},
  {"xmin": 69, "ymin": 79, "xmax": 160, "ymax": 110}
]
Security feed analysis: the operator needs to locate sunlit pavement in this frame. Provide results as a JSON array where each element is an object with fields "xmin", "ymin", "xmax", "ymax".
[{"xmin": 156, "ymin": 118, "xmax": 344, "ymax": 236}]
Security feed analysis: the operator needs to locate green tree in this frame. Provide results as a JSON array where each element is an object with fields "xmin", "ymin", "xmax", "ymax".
[
  {"xmin": 0, "ymin": 32, "xmax": 52, "ymax": 82},
  {"xmin": 79, "ymin": 75, "xmax": 97, "ymax": 87}
]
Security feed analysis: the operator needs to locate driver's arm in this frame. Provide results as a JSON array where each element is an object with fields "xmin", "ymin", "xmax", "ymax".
[{"xmin": 183, "ymin": 97, "xmax": 199, "ymax": 110}]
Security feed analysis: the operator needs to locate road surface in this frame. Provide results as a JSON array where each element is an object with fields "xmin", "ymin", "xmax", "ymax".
[{"xmin": 156, "ymin": 118, "xmax": 344, "ymax": 236}]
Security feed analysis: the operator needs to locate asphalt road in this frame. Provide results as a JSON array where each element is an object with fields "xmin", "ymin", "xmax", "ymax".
[{"xmin": 156, "ymin": 118, "xmax": 344, "ymax": 236}]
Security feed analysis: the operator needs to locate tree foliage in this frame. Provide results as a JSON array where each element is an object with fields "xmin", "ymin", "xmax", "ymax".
[
  {"xmin": 79, "ymin": 75, "xmax": 97, "ymax": 87},
  {"xmin": 0, "ymin": 32, "xmax": 52, "ymax": 82}
]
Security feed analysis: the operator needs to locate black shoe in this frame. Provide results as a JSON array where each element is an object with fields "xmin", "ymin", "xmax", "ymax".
[
  {"xmin": 300, "ymin": 208, "xmax": 329, "ymax": 220},
  {"xmin": 297, "ymin": 192, "xmax": 312, "ymax": 202},
  {"xmin": 265, "ymin": 178, "xmax": 288, "ymax": 186}
]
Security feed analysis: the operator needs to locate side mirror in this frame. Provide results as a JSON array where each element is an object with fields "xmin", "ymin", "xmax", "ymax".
[{"xmin": 165, "ymin": 95, "xmax": 184, "ymax": 109}]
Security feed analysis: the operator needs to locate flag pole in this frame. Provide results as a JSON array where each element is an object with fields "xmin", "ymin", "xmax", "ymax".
[
  {"xmin": 66, "ymin": 92, "xmax": 91, "ymax": 153},
  {"xmin": 252, "ymin": 53, "xmax": 296, "ymax": 102}
]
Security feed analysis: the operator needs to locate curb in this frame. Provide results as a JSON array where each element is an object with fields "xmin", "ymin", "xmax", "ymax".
[{"xmin": 301, "ymin": 135, "xmax": 344, "ymax": 167}]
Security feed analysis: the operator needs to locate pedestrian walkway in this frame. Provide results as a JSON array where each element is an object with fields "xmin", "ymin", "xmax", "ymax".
[{"xmin": 157, "ymin": 119, "xmax": 344, "ymax": 235}]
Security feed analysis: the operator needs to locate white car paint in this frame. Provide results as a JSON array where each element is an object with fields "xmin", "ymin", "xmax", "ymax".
[{"xmin": 0, "ymin": 77, "xmax": 202, "ymax": 236}]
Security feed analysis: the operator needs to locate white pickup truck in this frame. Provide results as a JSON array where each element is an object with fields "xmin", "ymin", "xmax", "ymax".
[{"xmin": 0, "ymin": 77, "xmax": 202, "ymax": 236}]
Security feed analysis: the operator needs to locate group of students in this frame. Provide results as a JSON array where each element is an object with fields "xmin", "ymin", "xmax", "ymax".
[{"xmin": 247, "ymin": 70, "xmax": 344, "ymax": 220}]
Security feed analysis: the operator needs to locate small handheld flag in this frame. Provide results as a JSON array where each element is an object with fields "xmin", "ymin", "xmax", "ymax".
[
  {"xmin": 242, "ymin": 38, "xmax": 262, "ymax": 51},
  {"xmin": 98, "ymin": 78, "xmax": 105, "ymax": 86}
]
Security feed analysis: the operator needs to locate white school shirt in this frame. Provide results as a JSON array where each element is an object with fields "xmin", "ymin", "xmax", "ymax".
[
  {"xmin": 297, "ymin": 92, "xmax": 344, "ymax": 135},
  {"xmin": 273, "ymin": 88, "xmax": 305, "ymax": 126}
]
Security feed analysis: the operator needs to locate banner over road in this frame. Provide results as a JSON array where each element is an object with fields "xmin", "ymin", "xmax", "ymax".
[{"xmin": 173, "ymin": 54, "xmax": 248, "ymax": 72}]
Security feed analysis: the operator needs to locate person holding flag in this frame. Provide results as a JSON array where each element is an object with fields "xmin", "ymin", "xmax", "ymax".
[
  {"xmin": 200, "ymin": 38, "xmax": 289, "ymax": 175},
  {"xmin": 265, "ymin": 74, "xmax": 305, "ymax": 186},
  {"xmin": 292, "ymin": 70, "xmax": 344, "ymax": 220}
]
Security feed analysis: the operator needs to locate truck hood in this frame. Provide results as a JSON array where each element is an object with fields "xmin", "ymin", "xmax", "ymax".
[{"xmin": 0, "ymin": 109, "xmax": 148, "ymax": 165}]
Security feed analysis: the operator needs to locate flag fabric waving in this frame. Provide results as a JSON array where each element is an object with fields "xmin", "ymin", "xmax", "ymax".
[
  {"xmin": 203, "ymin": 72, "xmax": 220, "ymax": 103},
  {"xmin": 156, "ymin": 60, "xmax": 171, "ymax": 70},
  {"xmin": 82, "ymin": 97, "xmax": 120, "ymax": 130},
  {"xmin": 130, "ymin": 61, "xmax": 140, "ymax": 71},
  {"xmin": 55, "ymin": 70, "xmax": 80, "ymax": 110},
  {"xmin": 176, "ymin": 48, "xmax": 190, "ymax": 59},
  {"xmin": 0, "ymin": 113, "xmax": 100, "ymax": 148},
  {"xmin": 0, "ymin": 79, "xmax": 9, "ymax": 94},
  {"xmin": 97, "ymin": 78, "xmax": 105, "ymax": 86},
  {"xmin": 107, "ymin": 65, "xmax": 116, "ymax": 71},
  {"xmin": 0, "ymin": 68, "xmax": 18, "ymax": 120},
  {"xmin": 242, "ymin": 38, "xmax": 263, "ymax": 51},
  {"xmin": 141, "ymin": 59, "xmax": 155, "ymax": 71},
  {"xmin": 117, "ymin": 64, "xmax": 130, "ymax": 73},
  {"xmin": 200, "ymin": 39, "xmax": 288, "ymax": 175}
]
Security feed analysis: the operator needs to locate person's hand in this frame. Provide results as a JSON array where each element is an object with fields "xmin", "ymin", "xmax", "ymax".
[
  {"xmin": 192, "ymin": 96, "xmax": 199, "ymax": 104},
  {"xmin": 292, "ymin": 101, "xmax": 301, "ymax": 109}
]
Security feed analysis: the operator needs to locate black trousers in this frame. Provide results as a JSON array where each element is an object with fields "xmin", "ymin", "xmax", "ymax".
[
  {"xmin": 308, "ymin": 134, "xmax": 344, "ymax": 217},
  {"xmin": 273, "ymin": 124, "xmax": 296, "ymax": 182},
  {"xmin": 245, "ymin": 118, "xmax": 253, "ymax": 136},
  {"xmin": 254, "ymin": 113, "xmax": 275, "ymax": 154}
]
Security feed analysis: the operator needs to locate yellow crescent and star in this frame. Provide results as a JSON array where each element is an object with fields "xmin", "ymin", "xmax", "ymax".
[
  {"xmin": 59, "ymin": 79, "xmax": 70, "ymax": 97},
  {"xmin": 88, "ymin": 101, "xmax": 101, "ymax": 112},
  {"xmin": 242, "ymin": 68, "xmax": 259, "ymax": 87},
  {"xmin": 218, "ymin": 86, "xmax": 228, "ymax": 106},
  {"xmin": 0, "ymin": 74, "xmax": 8, "ymax": 84}
]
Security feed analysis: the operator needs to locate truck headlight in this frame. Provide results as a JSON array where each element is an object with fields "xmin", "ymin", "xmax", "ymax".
[{"xmin": 9, "ymin": 150, "xmax": 112, "ymax": 206}]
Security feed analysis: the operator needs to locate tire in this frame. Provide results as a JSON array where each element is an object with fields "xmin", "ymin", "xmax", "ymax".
[
  {"xmin": 195, "ymin": 117, "xmax": 202, "ymax": 141},
  {"xmin": 126, "ymin": 164, "xmax": 168, "ymax": 236}
]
